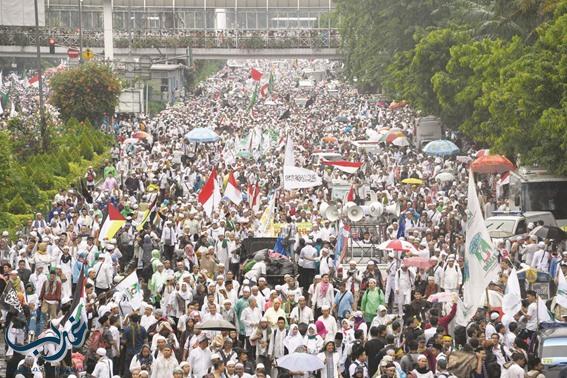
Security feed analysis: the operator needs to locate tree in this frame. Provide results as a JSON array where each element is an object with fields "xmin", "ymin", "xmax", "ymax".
[
  {"xmin": 49, "ymin": 62, "xmax": 121, "ymax": 125},
  {"xmin": 385, "ymin": 28, "xmax": 472, "ymax": 115}
]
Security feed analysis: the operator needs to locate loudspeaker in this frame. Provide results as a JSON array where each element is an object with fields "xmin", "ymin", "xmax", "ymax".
[
  {"xmin": 347, "ymin": 206, "xmax": 364, "ymax": 222},
  {"xmin": 368, "ymin": 202, "xmax": 384, "ymax": 218},
  {"xmin": 385, "ymin": 203, "xmax": 400, "ymax": 217},
  {"xmin": 325, "ymin": 205, "xmax": 340, "ymax": 222}
]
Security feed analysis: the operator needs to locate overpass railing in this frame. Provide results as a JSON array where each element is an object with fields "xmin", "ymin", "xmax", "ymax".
[{"xmin": 0, "ymin": 28, "xmax": 340, "ymax": 49}]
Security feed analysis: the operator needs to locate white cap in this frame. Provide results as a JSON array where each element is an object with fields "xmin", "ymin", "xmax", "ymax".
[{"xmin": 96, "ymin": 348, "xmax": 107, "ymax": 356}]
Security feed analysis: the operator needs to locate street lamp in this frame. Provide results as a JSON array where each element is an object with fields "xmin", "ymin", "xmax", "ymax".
[{"xmin": 33, "ymin": 0, "xmax": 48, "ymax": 151}]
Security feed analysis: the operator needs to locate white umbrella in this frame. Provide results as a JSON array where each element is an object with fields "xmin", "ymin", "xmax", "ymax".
[
  {"xmin": 392, "ymin": 136, "xmax": 410, "ymax": 147},
  {"xmin": 436, "ymin": 172, "xmax": 455, "ymax": 182},
  {"xmin": 276, "ymin": 353, "xmax": 324, "ymax": 372}
]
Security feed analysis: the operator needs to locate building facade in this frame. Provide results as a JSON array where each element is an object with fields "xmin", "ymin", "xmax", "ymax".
[{"xmin": 46, "ymin": 0, "xmax": 335, "ymax": 32}]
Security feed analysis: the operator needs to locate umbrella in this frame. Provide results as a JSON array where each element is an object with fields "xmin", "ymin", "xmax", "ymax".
[
  {"xmin": 366, "ymin": 129, "xmax": 381, "ymax": 141},
  {"xmin": 185, "ymin": 127, "xmax": 220, "ymax": 143},
  {"xmin": 471, "ymin": 154, "xmax": 515, "ymax": 174},
  {"xmin": 530, "ymin": 225, "xmax": 567, "ymax": 241},
  {"xmin": 132, "ymin": 131, "xmax": 152, "ymax": 140},
  {"xmin": 196, "ymin": 319, "xmax": 236, "ymax": 331},
  {"xmin": 392, "ymin": 136, "xmax": 410, "ymax": 147},
  {"xmin": 422, "ymin": 140, "xmax": 459, "ymax": 157},
  {"xmin": 401, "ymin": 178, "xmax": 423, "ymax": 185},
  {"xmin": 322, "ymin": 136, "xmax": 338, "ymax": 143},
  {"xmin": 436, "ymin": 172, "xmax": 455, "ymax": 182},
  {"xmin": 378, "ymin": 239, "xmax": 417, "ymax": 252},
  {"xmin": 276, "ymin": 353, "xmax": 324, "ymax": 372},
  {"xmin": 476, "ymin": 149, "xmax": 490, "ymax": 158},
  {"xmin": 403, "ymin": 257, "xmax": 436, "ymax": 270},
  {"xmin": 123, "ymin": 138, "xmax": 139, "ymax": 144},
  {"xmin": 385, "ymin": 131, "xmax": 405, "ymax": 144}
]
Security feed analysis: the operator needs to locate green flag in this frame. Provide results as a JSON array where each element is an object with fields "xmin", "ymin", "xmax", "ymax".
[
  {"xmin": 248, "ymin": 83, "xmax": 259, "ymax": 111},
  {"xmin": 268, "ymin": 72, "xmax": 275, "ymax": 93}
]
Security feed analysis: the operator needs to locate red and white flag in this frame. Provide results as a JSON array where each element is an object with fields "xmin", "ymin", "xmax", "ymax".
[
  {"xmin": 198, "ymin": 168, "xmax": 221, "ymax": 217},
  {"xmin": 321, "ymin": 160, "xmax": 363, "ymax": 174},
  {"xmin": 28, "ymin": 75, "xmax": 40, "ymax": 88},
  {"xmin": 224, "ymin": 171, "xmax": 242, "ymax": 205},
  {"xmin": 260, "ymin": 83, "xmax": 269, "ymax": 97},
  {"xmin": 247, "ymin": 184, "xmax": 260, "ymax": 210},
  {"xmin": 344, "ymin": 184, "xmax": 355, "ymax": 203}
]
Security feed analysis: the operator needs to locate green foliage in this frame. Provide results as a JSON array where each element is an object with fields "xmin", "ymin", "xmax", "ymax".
[
  {"xmin": 80, "ymin": 139, "xmax": 94, "ymax": 160},
  {"xmin": 49, "ymin": 62, "xmax": 122, "ymax": 125},
  {"xmin": 0, "ymin": 119, "xmax": 113, "ymax": 235},
  {"xmin": 338, "ymin": 0, "xmax": 567, "ymax": 174},
  {"xmin": 8, "ymin": 194, "xmax": 31, "ymax": 214}
]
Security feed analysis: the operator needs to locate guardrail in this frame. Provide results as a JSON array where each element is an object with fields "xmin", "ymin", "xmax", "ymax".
[{"xmin": 0, "ymin": 29, "xmax": 340, "ymax": 49}]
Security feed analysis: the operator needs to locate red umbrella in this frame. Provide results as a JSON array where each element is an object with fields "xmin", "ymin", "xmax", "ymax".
[
  {"xmin": 471, "ymin": 154, "xmax": 515, "ymax": 174},
  {"xmin": 378, "ymin": 239, "xmax": 417, "ymax": 253},
  {"xmin": 132, "ymin": 131, "xmax": 152, "ymax": 140},
  {"xmin": 403, "ymin": 257, "xmax": 436, "ymax": 270}
]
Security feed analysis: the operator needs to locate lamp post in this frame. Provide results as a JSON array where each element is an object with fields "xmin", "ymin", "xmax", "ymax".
[
  {"xmin": 33, "ymin": 0, "xmax": 48, "ymax": 151},
  {"xmin": 79, "ymin": 0, "xmax": 83, "ymax": 63}
]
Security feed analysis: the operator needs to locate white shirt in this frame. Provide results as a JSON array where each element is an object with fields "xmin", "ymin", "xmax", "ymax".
[
  {"xmin": 501, "ymin": 362, "xmax": 525, "ymax": 378},
  {"xmin": 526, "ymin": 302, "xmax": 538, "ymax": 331},
  {"xmin": 290, "ymin": 305, "xmax": 314, "ymax": 324},
  {"xmin": 188, "ymin": 347, "xmax": 212, "ymax": 378},
  {"xmin": 92, "ymin": 356, "xmax": 113, "ymax": 378}
]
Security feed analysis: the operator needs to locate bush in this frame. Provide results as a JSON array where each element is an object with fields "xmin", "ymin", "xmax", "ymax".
[
  {"xmin": 8, "ymin": 194, "xmax": 31, "ymax": 214},
  {"xmin": 80, "ymin": 139, "xmax": 94, "ymax": 160}
]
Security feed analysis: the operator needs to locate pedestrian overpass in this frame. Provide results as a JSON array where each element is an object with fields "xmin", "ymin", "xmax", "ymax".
[{"xmin": 0, "ymin": 30, "xmax": 341, "ymax": 61}]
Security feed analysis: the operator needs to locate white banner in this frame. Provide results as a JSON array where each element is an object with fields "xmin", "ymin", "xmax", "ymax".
[
  {"xmin": 502, "ymin": 268, "xmax": 522, "ymax": 316},
  {"xmin": 461, "ymin": 170, "xmax": 499, "ymax": 323},
  {"xmin": 556, "ymin": 270, "xmax": 567, "ymax": 309},
  {"xmin": 283, "ymin": 165, "xmax": 322, "ymax": 190}
]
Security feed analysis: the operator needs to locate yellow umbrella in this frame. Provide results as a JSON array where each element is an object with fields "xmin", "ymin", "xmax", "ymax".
[{"xmin": 401, "ymin": 178, "xmax": 423, "ymax": 185}]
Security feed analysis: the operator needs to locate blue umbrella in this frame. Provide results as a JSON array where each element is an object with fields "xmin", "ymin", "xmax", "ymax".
[
  {"xmin": 423, "ymin": 140, "xmax": 459, "ymax": 157},
  {"xmin": 184, "ymin": 127, "xmax": 220, "ymax": 143}
]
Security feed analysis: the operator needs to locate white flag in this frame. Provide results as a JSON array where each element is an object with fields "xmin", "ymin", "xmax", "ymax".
[
  {"xmin": 115, "ymin": 271, "xmax": 143, "ymax": 311},
  {"xmin": 502, "ymin": 268, "xmax": 522, "ymax": 316},
  {"xmin": 283, "ymin": 165, "xmax": 322, "ymax": 190},
  {"xmin": 538, "ymin": 296, "xmax": 552, "ymax": 322},
  {"xmin": 556, "ymin": 270, "xmax": 567, "ymax": 309},
  {"xmin": 462, "ymin": 170, "xmax": 499, "ymax": 322},
  {"xmin": 284, "ymin": 135, "xmax": 296, "ymax": 167}
]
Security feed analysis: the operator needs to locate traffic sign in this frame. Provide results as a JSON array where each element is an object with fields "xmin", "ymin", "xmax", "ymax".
[
  {"xmin": 82, "ymin": 49, "xmax": 94, "ymax": 61},
  {"xmin": 68, "ymin": 48, "xmax": 80, "ymax": 59}
]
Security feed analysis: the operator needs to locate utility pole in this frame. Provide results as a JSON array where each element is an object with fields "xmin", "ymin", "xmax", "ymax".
[
  {"xmin": 34, "ymin": 0, "xmax": 48, "ymax": 151},
  {"xmin": 79, "ymin": 0, "xmax": 84, "ymax": 63}
]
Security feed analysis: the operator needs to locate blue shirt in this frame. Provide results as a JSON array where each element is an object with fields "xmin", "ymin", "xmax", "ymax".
[{"xmin": 334, "ymin": 290, "xmax": 354, "ymax": 318}]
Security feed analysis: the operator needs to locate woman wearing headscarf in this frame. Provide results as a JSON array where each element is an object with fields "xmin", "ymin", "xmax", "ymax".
[
  {"xmin": 410, "ymin": 354, "xmax": 434, "ymax": 378},
  {"xmin": 284, "ymin": 324, "xmax": 305, "ymax": 354},
  {"xmin": 315, "ymin": 341, "xmax": 337, "ymax": 378},
  {"xmin": 130, "ymin": 344, "xmax": 154, "ymax": 376},
  {"xmin": 304, "ymin": 323, "xmax": 324, "ymax": 355}
]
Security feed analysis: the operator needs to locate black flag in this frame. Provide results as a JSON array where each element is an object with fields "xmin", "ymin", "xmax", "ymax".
[
  {"xmin": 279, "ymin": 109, "xmax": 291, "ymax": 120},
  {"xmin": 0, "ymin": 282, "xmax": 23, "ymax": 312}
]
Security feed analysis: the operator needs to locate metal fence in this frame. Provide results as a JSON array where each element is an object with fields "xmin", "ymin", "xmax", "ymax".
[{"xmin": 0, "ymin": 28, "xmax": 340, "ymax": 49}]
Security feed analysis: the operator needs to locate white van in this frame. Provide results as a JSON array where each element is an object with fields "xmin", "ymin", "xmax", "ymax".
[{"xmin": 485, "ymin": 211, "xmax": 557, "ymax": 238}]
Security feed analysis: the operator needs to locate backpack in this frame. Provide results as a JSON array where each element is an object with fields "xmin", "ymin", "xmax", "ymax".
[{"xmin": 86, "ymin": 329, "xmax": 109, "ymax": 354}]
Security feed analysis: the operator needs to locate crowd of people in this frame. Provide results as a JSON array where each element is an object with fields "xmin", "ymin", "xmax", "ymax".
[{"xmin": 1, "ymin": 59, "xmax": 566, "ymax": 378}]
